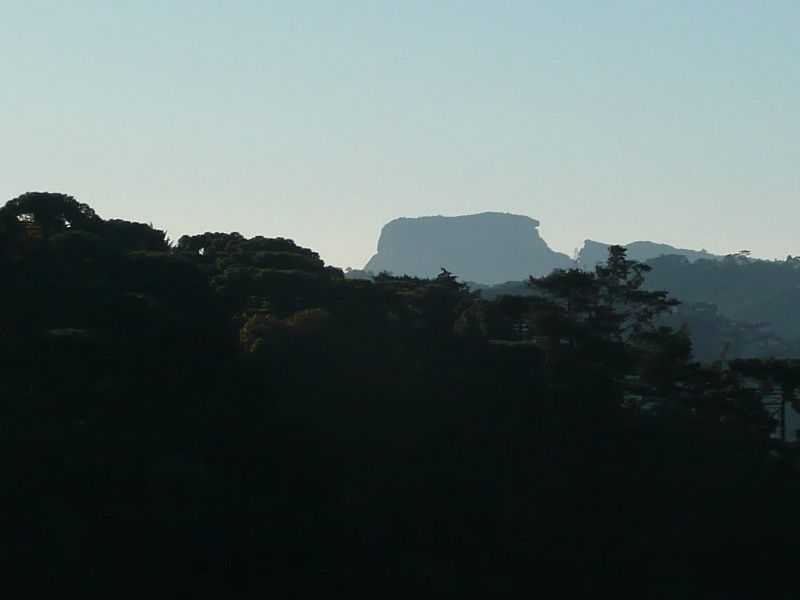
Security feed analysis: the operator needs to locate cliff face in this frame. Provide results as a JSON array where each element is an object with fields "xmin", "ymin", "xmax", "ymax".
[
  {"xmin": 578, "ymin": 240, "xmax": 720, "ymax": 270},
  {"xmin": 364, "ymin": 212, "xmax": 573, "ymax": 284}
]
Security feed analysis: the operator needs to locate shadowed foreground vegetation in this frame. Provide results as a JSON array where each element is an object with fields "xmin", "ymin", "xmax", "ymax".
[{"xmin": 2, "ymin": 193, "xmax": 800, "ymax": 596}]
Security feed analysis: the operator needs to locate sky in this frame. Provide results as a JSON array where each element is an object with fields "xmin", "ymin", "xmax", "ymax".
[{"xmin": 1, "ymin": 1, "xmax": 798, "ymax": 268}]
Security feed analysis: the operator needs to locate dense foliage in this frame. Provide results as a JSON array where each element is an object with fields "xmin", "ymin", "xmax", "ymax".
[
  {"xmin": 478, "ymin": 252, "xmax": 800, "ymax": 361},
  {"xmin": 645, "ymin": 253, "xmax": 800, "ymax": 356},
  {"xmin": 2, "ymin": 192, "xmax": 800, "ymax": 596}
]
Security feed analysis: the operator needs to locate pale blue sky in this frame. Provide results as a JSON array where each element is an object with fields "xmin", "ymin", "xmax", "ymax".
[{"xmin": 2, "ymin": 1, "xmax": 798, "ymax": 268}]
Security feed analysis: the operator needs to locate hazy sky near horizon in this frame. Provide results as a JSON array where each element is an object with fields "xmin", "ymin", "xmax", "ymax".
[{"xmin": 2, "ymin": 1, "xmax": 798, "ymax": 268}]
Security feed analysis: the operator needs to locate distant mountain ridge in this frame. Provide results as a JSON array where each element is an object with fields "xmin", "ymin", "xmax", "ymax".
[
  {"xmin": 363, "ymin": 212, "xmax": 725, "ymax": 285},
  {"xmin": 364, "ymin": 212, "xmax": 573, "ymax": 285},
  {"xmin": 578, "ymin": 240, "xmax": 721, "ymax": 270}
]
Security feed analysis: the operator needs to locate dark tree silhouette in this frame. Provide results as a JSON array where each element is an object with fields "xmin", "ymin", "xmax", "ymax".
[{"xmin": 1, "ymin": 193, "xmax": 798, "ymax": 597}]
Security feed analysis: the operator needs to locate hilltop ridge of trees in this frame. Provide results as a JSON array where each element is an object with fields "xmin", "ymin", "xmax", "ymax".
[
  {"xmin": 477, "ymin": 251, "xmax": 800, "ymax": 362},
  {"xmin": 2, "ymin": 192, "xmax": 800, "ymax": 596}
]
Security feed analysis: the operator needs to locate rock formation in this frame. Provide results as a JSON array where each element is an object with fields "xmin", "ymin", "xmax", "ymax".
[{"xmin": 364, "ymin": 212, "xmax": 573, "ymax": 285}]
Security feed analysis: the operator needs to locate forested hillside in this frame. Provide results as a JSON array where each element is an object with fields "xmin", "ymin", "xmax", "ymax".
[
  {"xmin": 2, "ymin": 192, "xmax": 800, "ymax": 596},
  {"xmin": 478, "ymin": 252, "xmax": 800, "ymax": 362},
  {"xmin": 645, "ymin": 253, "xmax": 800, "ymax": 339}
]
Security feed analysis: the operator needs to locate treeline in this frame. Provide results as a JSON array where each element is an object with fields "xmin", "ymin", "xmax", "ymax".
[
  {"xmin": 645, "ymin": 253, "xmax": 800, "ymax": 356},
  {"xmin": 477, "ymin": 253, "xmax": 800, "ymax": 362},
  {"xmin": 2, "ymin": 192, "xmax": 800, "ymax": 596}
]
